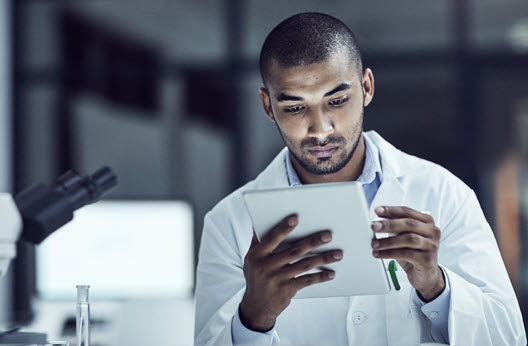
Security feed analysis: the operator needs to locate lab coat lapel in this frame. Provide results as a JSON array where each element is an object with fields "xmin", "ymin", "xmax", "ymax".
[
  {"xmin": 369, "ymin": 173, "xmax": 404, "ymax": 222},
  {"xmin": 366, "ymin": 131, "xmax": 406, "ymax": 237}
]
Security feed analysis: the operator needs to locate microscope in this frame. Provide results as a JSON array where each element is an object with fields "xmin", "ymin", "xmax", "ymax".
[
  {"xmin": 0, "ymin": 167, "xmax": 117, "ymax": 344},
  {"xmin": 0, "ymin": 166, "xmax": 117, "ymax": 278}
]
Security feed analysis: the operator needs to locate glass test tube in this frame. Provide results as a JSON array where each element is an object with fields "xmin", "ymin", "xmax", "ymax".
[{"xmin": 76, "ymin": 285, "xmax": 90, "ymax": 346}]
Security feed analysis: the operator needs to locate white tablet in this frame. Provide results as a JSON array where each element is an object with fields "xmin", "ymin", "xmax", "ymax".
[{"xmin": 243, "ymin": 181, "xmax": 391, "ymax": 299}]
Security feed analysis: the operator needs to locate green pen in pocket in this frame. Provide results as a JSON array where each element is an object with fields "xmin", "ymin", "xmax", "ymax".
[{"xmin": 388, "ymin": 260, "xmax": 400, "ymax": 291}]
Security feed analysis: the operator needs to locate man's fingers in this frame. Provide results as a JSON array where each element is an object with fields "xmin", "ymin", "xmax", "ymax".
[
  {"xmin": 372, "ymin": 247, "xmax": 431, "ymax": 265},
  {"xmin": 371, "ymin": 233, "xmax": 438, "ymax": 252},
  {"xmin": 280, "ymin": 250, "xmax": 343, "ymax": 278},
  {"xmin": 291, "ymin": 271, "xmax": 335, "ymax": 291},
  {"xmin": 270, "ymin": 230, "xmax": 333, "ymax": 266},
  {"xmin": 374, "ymin": 206, "xmax": 434, "ymax": 224},
  {"xmin": 257, "ymin": 214, "xmax": 298, "ymax": 254},
  {"xmin": 371, "ymin": 218, "xmax": 440, "ymax": 239}
]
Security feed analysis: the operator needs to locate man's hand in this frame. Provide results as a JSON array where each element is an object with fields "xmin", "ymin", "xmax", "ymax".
[
  {"xmin": 239, "ymin": 214, "xmax": 343, "ymax": 332},
  {"xmin": 371, "ymin": 206, "xmax": 445, "ymax": 302}
]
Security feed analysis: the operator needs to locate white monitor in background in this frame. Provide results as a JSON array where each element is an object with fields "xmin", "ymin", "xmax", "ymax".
[{"xmin": 36, "ymin": 200, "xmax": 194, "ymax": 300}]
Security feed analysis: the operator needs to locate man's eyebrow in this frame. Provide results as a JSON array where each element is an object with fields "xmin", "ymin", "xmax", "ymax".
[
  {"xmin": 275, "ymin": 83, "xmax": 351, "ymax": 102},
  {"xmin": 324, "ymin": 83, "xmax": 351, "ymax": 98},
  {"xmin": 276, "ymin": 93, "xmax": 304, "ymax": 102}
]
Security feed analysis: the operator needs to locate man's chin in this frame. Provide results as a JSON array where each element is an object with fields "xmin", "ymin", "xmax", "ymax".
[{"xmin": 302, "ymin": 158, "xmax": 342, "ymax": 175}]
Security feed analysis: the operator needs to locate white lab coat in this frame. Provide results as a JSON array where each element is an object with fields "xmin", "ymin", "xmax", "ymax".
[{"xmin": 194, "ymin": 131, "xmax": 526, "ymax": 346}]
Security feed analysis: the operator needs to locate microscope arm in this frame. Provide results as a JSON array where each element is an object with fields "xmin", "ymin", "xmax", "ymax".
[{"xmin": 0, "ymin": 193, "xmax": 22, "ymax": 278}]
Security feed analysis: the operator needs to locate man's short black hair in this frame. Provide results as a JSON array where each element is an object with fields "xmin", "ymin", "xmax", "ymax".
[{"xmin": 259, "ymin": 12, "xmax": 363, "ymax": 87}]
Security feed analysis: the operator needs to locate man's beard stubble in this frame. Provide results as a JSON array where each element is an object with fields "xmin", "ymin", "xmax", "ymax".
[{"xmin": 276, "ymin": 109, "xmax": 364, "ymax": 176}]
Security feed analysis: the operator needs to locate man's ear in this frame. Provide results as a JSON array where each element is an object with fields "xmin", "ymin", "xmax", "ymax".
[
  {"xmin": 259, "ymin": 87, "xmax": 276, "ymax": 122},
  {"xmin": 362, "ymin": 68, "xmax": 375, "ymax": 107}
]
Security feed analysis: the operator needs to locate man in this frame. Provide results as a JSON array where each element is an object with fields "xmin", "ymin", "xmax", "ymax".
[{"xmin": 194, "ymin": 12, "xmax": 526, "ymax": 345}]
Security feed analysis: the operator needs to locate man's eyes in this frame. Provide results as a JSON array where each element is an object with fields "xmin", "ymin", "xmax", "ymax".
[
  {"xmin": 284, "ymin": 106, "xmax": 305, "ymax": 114},
  {"xmin": 283, "ymin": 97, "xmax": 348, "ymax": 114},
  {"xmin": 329, "ymin": 97, "xmax": 348, "ymax": 106}
]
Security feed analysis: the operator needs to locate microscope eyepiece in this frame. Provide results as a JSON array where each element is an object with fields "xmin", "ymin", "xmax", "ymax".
[
  {"xmin": 16, "ymin": 166, "xmax": 118, "ymax": 245},
  {"xmin": 90, "ymin": 167, "xmax": 117, "ymax": 199}
]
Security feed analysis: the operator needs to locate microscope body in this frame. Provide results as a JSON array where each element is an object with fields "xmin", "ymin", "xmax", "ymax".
[{"xmin": 0, "ymin": 193, "xmax": 22, "ymax": 278}]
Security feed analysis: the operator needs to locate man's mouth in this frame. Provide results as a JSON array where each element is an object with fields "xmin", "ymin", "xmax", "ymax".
[{"xmin": 307, "ymin": 146, "xmax": 339, "ymax": 158}]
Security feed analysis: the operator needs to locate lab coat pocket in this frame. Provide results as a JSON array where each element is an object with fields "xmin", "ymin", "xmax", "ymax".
[{"xmin": 385, "ymin": 267, "xmax": 430, "ymax": 346}]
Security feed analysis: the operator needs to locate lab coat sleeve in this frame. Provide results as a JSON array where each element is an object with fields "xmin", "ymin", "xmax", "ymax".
[
  {"xmin": 194, "ymin": 212, "xmax": 279, "ymax": 346},
  {"xmin": 438, "ymin": 189, "xmax": 526, "ymax": 345}
]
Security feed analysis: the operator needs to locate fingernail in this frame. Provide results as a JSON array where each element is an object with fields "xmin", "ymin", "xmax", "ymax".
[
  {"xmin": 375, "ymin": 207, "xmax": 385, "ymax": 214},
  {"xmin": 328, "ymin": 272, "xmax": 335, "ymax": 279},
  {"xmin": 373, "ymin": 251, "xmax": 379, "ymax": 257},
  {"xmin": 372, "ymin": 240, "xmax": 380, "ymax": 249},
  {"xmin": 372, "ymin": 222, "xmax": 383, "ymax": 231},
  {"xmin": 288, "ymin": 216, "xmax": 297, "ymax": 227},
  {"xmin": 333, "ymin": 251, "xmax": 343, "ymax": 260},
  {"xmin": 321, "ymin": 233, "xmax": 332, "ymax": 242}
]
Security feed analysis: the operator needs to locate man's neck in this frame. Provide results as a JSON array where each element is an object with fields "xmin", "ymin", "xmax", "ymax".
[{"xmin": 291, "ymin": 134, "xmax": 366, "ymax": 185}]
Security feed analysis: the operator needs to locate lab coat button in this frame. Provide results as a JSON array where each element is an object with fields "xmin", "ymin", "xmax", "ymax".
[
  {"xmin": 352, "ymin": 311, "xmax": 367, "ymax": 325},
  {"xmin": 429, "ymin": 311, "xmax": 439, "ymax": 319}
]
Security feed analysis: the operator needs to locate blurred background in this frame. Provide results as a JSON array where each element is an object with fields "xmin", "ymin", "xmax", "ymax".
[{"xmin": 0, "ymin": 0, "xmax": 527, "ymax": 344}]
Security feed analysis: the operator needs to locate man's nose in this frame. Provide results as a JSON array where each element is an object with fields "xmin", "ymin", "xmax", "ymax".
[{"xmin": 308, "ymin": 109, "xmax": 334, "ymax": 139}]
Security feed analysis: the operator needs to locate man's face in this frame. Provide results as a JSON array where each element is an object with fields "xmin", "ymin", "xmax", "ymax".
[{"xmin": 260, "ymin": 50, "xmax": 373, "ymax": 176}]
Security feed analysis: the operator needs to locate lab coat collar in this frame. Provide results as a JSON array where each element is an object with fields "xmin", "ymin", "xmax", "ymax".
[
  {"xmin": 253, "ymin": 147, "xmax": 291, "ymax": 189},
  {"xmin": 366, "ymin": 130, "xmax": 410, "ymax": 178}
]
